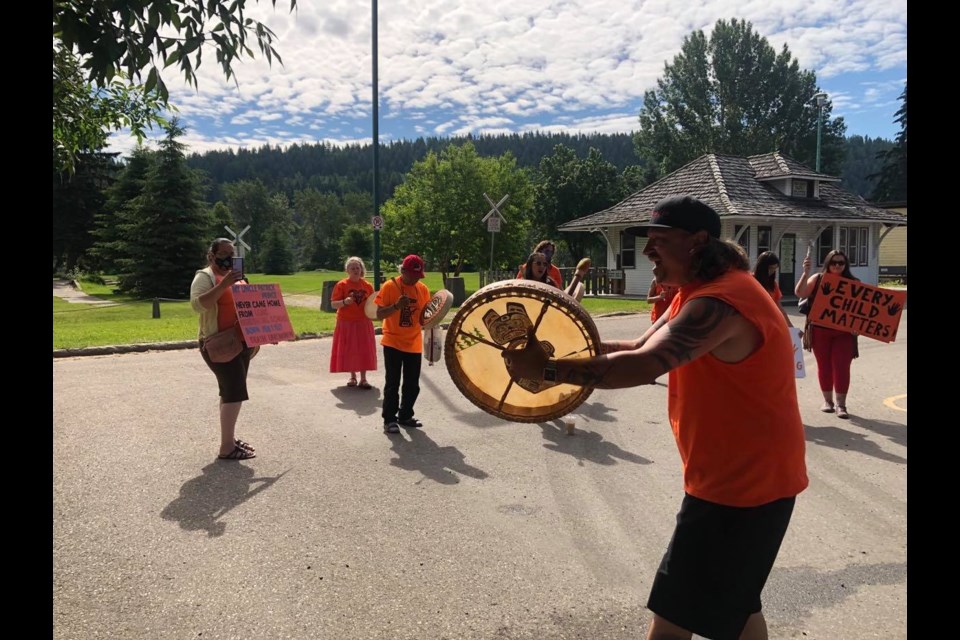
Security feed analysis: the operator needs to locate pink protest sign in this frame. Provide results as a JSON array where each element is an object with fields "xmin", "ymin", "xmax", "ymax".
[{"xmin": 231, "ymin": 283, "xmax": 296, "ymax": 346}]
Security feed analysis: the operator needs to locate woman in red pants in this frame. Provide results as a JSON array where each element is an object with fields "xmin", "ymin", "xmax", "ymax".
[{"xmin": 795, "ymin": 249, "xmax": 859, "ymax": 419}]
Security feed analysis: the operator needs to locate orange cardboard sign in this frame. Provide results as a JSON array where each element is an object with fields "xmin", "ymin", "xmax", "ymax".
[
  {"xmin": 231, "ymin": 283, "xmax": 296, "ymax": 346},
  {"xmin": 808, "ymin": 273, "xmax": 906, "ymax": 343}
]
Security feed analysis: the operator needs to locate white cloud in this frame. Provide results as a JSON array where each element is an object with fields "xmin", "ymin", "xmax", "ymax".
[{"xmin": 103, "ymin": 0, "xmax": 907, "ymax": 155}]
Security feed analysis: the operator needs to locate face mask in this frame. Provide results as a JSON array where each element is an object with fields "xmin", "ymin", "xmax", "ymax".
[{"xmin": 214, "ymin": 256, "xmax": 233, "ymax": 270}]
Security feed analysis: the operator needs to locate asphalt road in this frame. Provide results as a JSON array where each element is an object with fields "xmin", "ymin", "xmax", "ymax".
[{"xmin": 53, "ymin": 309, "xmax": 907, "ymax": 640}]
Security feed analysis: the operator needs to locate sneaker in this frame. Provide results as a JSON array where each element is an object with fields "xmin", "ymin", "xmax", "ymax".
[
  {"xmin": 383, "ymin": 422, "xmax": 400, "ymax": 434},
  {"xmin": 397, "ymin": 418, "xmax": 423, "ymax": 429}
]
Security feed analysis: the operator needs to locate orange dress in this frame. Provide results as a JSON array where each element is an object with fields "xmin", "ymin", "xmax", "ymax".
[{"xmin": 329, "ymin": 278, "xmax": 377, "ymax": 372}]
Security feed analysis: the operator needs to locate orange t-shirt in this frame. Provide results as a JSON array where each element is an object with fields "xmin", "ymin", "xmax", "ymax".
[
  {"xmin": 650, "ymin": 283, "xmax": 673, "ymax": 322},
  {"xmin": 375, "ymin": 277, "xmax": 431, "ymax": 353},
  {"xmin": 666, "ymin": 269, "xmax": 808, "ymax": 507},
  {"xmin": 771, "ymin": 280, "xmax": 783, "ymax": 303},
  {"xmin": 215, "ymin": 275, "xmax": 239, "ymax": 332},
  {"xmin": 333, "ymin": 278, "xmax": 373, "ymax": 321},
  {"xmin": 516, "ymin": 263, "xmax": 563, "ymax": 288}
]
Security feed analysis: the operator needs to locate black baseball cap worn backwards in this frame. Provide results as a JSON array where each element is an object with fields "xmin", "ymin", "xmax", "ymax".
[{"xmin": 625, "ymin": 196, "xmax": 721, "ymax": 239}]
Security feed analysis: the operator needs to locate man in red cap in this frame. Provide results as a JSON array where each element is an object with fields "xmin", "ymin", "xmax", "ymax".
[{"xmin": 374, "ymin": 254, "xmax": 432, "ymax": 434}]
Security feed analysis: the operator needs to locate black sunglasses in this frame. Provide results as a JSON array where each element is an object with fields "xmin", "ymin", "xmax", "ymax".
[{"xmin": 829, "ymin": 260, "xmax": 846, "ymax": 266}]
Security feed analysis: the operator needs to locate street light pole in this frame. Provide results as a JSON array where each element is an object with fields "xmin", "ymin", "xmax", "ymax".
[
  {"xmin": 813, "ymin": 92, "xmax": 828, "ymax": 172},
  {"xmin": 372, "ymin": 0, "xmax": 381, "ymax": 290}
]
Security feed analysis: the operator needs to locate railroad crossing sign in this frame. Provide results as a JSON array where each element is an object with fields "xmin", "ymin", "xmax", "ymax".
[
  {"xmin": 481, "ymin": 193, "xmax": 509, "ymax": 270},
  {"xmin": 481, "ymin": 193, "xmax": 508, "ymax": 225},
  {"xmin": 372, "ymin": 215, "xmax": 384, "ymax": 231},
  {"xmin": 224, "ymin": 225, "xmax": 251, "ymax": 259}
]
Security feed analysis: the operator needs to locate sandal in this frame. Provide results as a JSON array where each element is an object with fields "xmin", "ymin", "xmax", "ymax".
[
  {"xmin": 235, "ymin": 439, "xmax": 255, "ymax": 452},
  {"xmin": 358, "ymin": 381, "xmax": 372, "ymax": 390},
  {"xmin": 218, "ymin": 445, "xmax": 256, "ymax": 460},
  {"xmin": 398, "ymin": 417, "xmax": 423, "ymax": 429},
  {"xmin": 820, "ymin": 402, "xmax": 835, "ymax": 413},
  {"xmin": 347, "ymin": 378, "xmax": 358, "ymax": 387},
  {"xmin": 836, "ymin": 406, "xmax": 850, "ymax": 419},
  {"xmin": 383, "ymin": 422, "xmax": 400, "ymax": 434}
]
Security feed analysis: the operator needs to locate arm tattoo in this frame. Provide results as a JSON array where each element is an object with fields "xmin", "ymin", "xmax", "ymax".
[
  {"xmin": 561, "ymin": 360, "xmax": 615, "ymax": 386},
  {"xmin": 651, "ymin": 297, "xmax": 739, "ymax": 370}
]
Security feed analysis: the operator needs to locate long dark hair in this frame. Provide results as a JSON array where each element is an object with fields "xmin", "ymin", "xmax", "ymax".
[
  {"xmin": 523, "ymin": 252, "xmax": 551, "ymax": 283},
  {"xmin": 752, "ymin": 251, "xmax": 780, "ymax": 292},
  {"xmin": 819, "ymin": 249, "xmax": 857, "ymax": 280},
  {"xmin": 691, "ymin": 238, "xmax": 750, "ymax": 281}
]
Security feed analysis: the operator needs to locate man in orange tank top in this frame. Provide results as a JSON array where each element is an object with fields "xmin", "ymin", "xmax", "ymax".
[{"xmin": 503, "ymin": 196, "xmax": 808, "ymax": 640}]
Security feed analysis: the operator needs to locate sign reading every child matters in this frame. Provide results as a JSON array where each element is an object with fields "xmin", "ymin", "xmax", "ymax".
[
  {"xmin": 808, "ymin": 273, "xmax": 906, "ymax": 343},
  {"xmin": 231, "ymin": 283, "xmax": 296, "ymax": 346}
]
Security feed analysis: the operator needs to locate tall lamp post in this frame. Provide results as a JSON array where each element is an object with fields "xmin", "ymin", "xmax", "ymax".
[
  {"xmin": 372, "ymin": 0, "xmax": 381, "ymax": 290},
  {"xmin": 812, "ymin": 91, "xmax": 828, "ymax": 172}
]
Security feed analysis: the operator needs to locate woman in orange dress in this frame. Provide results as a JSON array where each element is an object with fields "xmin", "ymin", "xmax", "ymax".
[{"xmin": 329, "ymin": 257, "xmax": 377, "ymax": 389}]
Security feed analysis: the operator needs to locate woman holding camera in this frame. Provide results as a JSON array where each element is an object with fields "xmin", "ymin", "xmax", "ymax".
[{"xmin": 190, "ymin": 238, "xmax": 257, "ymax": 460}]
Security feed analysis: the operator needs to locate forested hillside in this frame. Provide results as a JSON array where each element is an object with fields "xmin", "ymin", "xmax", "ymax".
[
  {"xmin": 186, "ymin": 132, "xmax": 641, "ymax": 204},
  {"xmin": 187, "ymin": 130, "xmax": 892, "ymax": 205}
]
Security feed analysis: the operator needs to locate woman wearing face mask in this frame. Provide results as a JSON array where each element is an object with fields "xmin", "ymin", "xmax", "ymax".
[
  {"xmin": 189, "ymin": 238, "xmax": 257, "ymax": 460},
  {"xmin": 795, "ymin": 249, "xmax": 859, "ymax": 419},
  {"xmin": 752, "ymin": 251, "xmax": 794, "ymax": 327}
]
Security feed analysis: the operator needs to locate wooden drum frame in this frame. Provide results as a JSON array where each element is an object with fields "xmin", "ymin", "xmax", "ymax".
[{"xmin": 444, "ymin": 279, "xmax": 601, "ymax": 423}]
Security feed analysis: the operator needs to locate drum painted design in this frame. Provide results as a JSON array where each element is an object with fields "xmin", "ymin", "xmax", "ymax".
[
  {"xmin": 420, "ymin": 289, "xmax": 454, "ymax": 330},
  {"xmin": 444, "ymin": 279, "xmax": 600, "ymax": 423}
]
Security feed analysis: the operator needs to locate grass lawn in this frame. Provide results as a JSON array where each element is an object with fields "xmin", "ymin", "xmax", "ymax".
[{"xmin": 54, "ymin": 272, "xmax": 649, "ymax": 350}]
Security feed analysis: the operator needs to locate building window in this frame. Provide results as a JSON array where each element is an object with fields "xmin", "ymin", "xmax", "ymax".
[
  {"xmin": 620, "ymin": 232, "xmax": 636, "ymax": 268},
  {"xmin": 758, "ymin": 226, "xmax": 772, "ymax": 254},
  {"xmin": 818, "ymin": 226, "xmax": 870, "ymax": 266},
  {"xmin": 735, "ymin": 225, "xmax": 751, "ymax": 258},
  {"xmin": 817, "ymin": 228, "xmax": 834, "ymax": 266},
  {"xmin": 792, "ymin": 180, "xmax": 809, "ymax": 197},
  {"xmin": 839, "ymin": 226, "xmax": 870, "ymax": 266}
]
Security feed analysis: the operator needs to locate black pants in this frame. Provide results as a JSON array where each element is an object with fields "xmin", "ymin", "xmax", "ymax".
[{"xmin": 382, "ymin": 345, "xmax": 422, "ymax": 424}]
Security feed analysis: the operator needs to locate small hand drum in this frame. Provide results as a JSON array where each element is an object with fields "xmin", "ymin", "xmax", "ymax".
[
  {"xmin": 444, "ymin": 279, "xmax": 601, "ymax": 423},
  {"xmin": 364, "ymin": 293, "xmax": 380, "ymax": 320},
  {"xmin": 420, "ymin": 289, "xmax": 454, "ymax": 330}
]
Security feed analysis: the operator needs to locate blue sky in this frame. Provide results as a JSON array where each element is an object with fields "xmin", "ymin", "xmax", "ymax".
[{"xmin": 106, "ymin": 0, "xmax": 907, "ymax": 158}]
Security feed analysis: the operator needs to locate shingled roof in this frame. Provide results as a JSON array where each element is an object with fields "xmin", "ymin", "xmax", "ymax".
[{"xmin": 558, "ymin": 152, "xmax": 906, "ymax": 231}]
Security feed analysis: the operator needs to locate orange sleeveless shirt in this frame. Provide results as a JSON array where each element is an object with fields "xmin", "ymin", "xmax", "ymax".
[{"xmin": 667, "ymin": 269, "xmax": 808, "ymax": 507}]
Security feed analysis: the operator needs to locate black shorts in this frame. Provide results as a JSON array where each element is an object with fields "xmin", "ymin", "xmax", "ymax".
[
  {"xmin": 647, "ymin": 493, "xmax": 796, "ymax": 640},
  {"xmin": 199, "ymin": 343, "xmax": 254, "ymax": 403}
]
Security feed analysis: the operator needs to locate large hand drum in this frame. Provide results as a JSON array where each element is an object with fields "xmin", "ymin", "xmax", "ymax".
[{"xmin": 444, "ymin": 279, "xmax": 601, "ymax": 422}]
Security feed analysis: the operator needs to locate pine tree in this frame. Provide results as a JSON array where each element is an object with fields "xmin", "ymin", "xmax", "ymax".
[
  {"xmin": 870, "ymin": 84, "xmax": 907, "ymax": 202},
  {"xmin": 116, "ymin": 119, "xmax": 212, "ymax": 298},
  {"xmin": 90, "ymin": 146, "xmax": 154, "ymax": 272}
]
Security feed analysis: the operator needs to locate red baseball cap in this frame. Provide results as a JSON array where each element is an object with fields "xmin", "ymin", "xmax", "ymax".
[{"xmin": 401, "ymin": 254, "xmax": 426, "ymax": 278}]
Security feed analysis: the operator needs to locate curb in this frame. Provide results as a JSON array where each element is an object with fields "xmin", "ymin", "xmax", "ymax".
[{"xmin": 52, "ymin": 310, "xmax": 646, "ymax": 359}]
